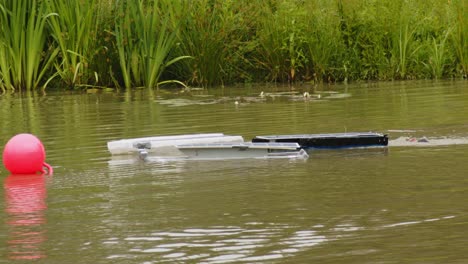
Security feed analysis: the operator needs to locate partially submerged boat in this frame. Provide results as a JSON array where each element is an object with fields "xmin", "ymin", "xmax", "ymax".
[
  {"xmin": 107, "ymin": 133, "xmax": 308, "ymax": 160},
  {"xmin": 252, "ymin": 132, "xmax": 388, "ymax": 149},
  {"xmin": 107, "ymin": 132, "xmax": 387, "ymax": 161}
]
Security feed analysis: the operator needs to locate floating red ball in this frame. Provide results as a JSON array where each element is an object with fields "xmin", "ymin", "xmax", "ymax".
[{"xmin": 2, "ymin": 134, "xmax": 46, "ymax": 175}]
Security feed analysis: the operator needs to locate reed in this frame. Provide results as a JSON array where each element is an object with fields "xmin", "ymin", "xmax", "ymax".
[
  {"xmin": 302, "ymin": 1, "xmax": 344, "ymax": 82},
  {"xmin": 47, "ymin": 0, "xmax": 104, "ymax": 88},
  {"xmin": 253, "ymin": 3, "xmax": 285, "ymax": 82},
  {"xmin": 171, "ymin": 0, "xmax": 250, "ymax": 87},
  {"xmin": 420, "ymin": 29, "xmax": 452, "ymax": 79},
  {"xmin": 174, "ymin": 0, "xmax": 225, "ymax": 87},
  {"xmin": 337, "ymin": 0, "xmax": 388, "ymax": 80},
  {"xmin": 114, "ymin": 0, "xmax": 190, "ymax": 89},
  {"xmin": 449, "ymin": 0, "xmax": 467, "ymax": 76},
  {"xmin": 254, "ymin": 0, "xmax": 309, "ymax": 83},
  {"xmin": 0, "ymin": 0, "xmax": 59, "ymax": 90},
  {"xmin": 0, "ymin": 0, "xmax": 465, "ymax": 90},
  {"xmin": 390, "ymin": 2, "xmax": 418, "ymax": 79},
  {"xmin": 386, "ymin": 0, "xmax": 459, "ymax": 79},
  {"xmin": 337, "ymin": 0, "xmax": 461, "ymax": 81}
]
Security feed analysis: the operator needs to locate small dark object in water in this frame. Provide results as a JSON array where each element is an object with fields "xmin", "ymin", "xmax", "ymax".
[
  {"xmin": 407, "ymin": 137, "xmax": 429, "ymax": 143},
  {"xmin": 418, "ymin": 137, "xmax": 429, "ymax": 143}
]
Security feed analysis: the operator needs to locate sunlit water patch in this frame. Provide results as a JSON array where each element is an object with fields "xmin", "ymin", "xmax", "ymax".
[
  {"xmin": 103, "ymin": 213, "xmax": 460, "ymax": 263},
  {"xmin": 104, "ymin": 223, "xmax": 330, "ymax": 263}
]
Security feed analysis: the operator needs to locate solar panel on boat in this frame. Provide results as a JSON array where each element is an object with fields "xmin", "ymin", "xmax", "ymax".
[
  {"xmin": 254, "ymin": 132, "xmax": 384, "ymax": 139},
  {"xmin": 252, "ymin": 132, "xmax": 388, "ymax": 149}
]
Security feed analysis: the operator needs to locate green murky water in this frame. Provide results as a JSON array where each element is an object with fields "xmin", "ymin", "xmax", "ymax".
[{"xmin": 1, "ymin": 80, "xmax": 468, "ymax": 263}]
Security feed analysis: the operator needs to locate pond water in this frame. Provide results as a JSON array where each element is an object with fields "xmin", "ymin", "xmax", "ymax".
[{"xmin": 0, "ymin": 80, "xmax": 468, "ymax": 263}]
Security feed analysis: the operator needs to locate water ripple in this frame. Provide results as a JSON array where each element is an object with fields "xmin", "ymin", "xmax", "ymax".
[{"xmin": 103, "ymin": 224, "xmax": 329, "ymax": 263}]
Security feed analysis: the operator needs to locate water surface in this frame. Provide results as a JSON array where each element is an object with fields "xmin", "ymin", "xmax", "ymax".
[{"xmin": 1, "ymin": 80, "xmax": 468, "ymax": 263}]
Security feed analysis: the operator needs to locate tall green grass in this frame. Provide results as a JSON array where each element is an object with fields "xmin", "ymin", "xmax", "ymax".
[
  {"xmin": 0, "ymin": 0, "xmax": 58, "ymax": 91},
  {"xmin": 390, "ymin": 1, "xmax": 421, "ymax": 79},
  {"xmin": 254, "ymin": 0, "xmax": 308, "ymax": 83},
  {"xmin": 420, "ymin": 29, "xmax": 452, "ymax": 79},
  {"xmin": 0, "ymin": 0, "xmax": 466, "ymax": 91},
  {"xmin": 335, "ymin": 0, "xmax": 463, "ymax": 81},
  {"xmin": 114, "ymin": 0, "xmax": 190, "ymax": 89},
  {"xmin": 302, "ymin": 1, "xmax": 343, "ymax": 82},
  {"xmin": 169, "ymin": 0, "xmax": 252, "ymax": 87},
  {"xmin": 47, "ymin": 0, "xmax": 103, "ymax": 88},
  {"xmin": 449, "ymin": 0, "xmax": 468, "ymax": 76},
  {"xmin": 337, "ymin": 0, "xmax": 385, "ymax": 80}
]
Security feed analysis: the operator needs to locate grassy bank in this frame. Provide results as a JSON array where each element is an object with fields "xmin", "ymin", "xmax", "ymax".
[{"xmin": 0, "ymin": 0, "xmax": 466, "ymax": 91}]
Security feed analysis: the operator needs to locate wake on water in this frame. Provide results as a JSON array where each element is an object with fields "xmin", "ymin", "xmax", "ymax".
[{"xmin": 389, "ymin": 134, "xmax": 468, "ymax": 147}]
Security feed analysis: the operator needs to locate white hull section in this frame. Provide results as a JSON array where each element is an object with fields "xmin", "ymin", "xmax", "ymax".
[
  {"xmin": 107, "ymin": 133, "xmax": 244, "ymax": 155},
  {"xmin": 107, "ymin": 134, "xmax": 309, "ymax": 160}
]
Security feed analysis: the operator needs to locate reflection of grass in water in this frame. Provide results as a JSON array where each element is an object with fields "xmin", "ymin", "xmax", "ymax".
[
  {"xmin": 155, "ymin": 91, "xmax": 354, "ymax": 107},
  {"xmin": 156, "ymin": 98, "xmax": 221, "ymax": 107},
  {"xmin": 156, "ymin": 96, "xmax": 267, "ymax": 107}
]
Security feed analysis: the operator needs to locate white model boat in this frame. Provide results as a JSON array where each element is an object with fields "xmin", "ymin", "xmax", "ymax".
[
  {"xmin": 175, "ymin": 142, "xmax": 309, "ymax": 160},
  {"xmin": 107, "ymin": 133, "xmax": 244, "ymax": 155}
]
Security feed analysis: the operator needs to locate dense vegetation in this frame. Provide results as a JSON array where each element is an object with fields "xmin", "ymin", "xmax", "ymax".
[{"xmin": 0, "ymin": 0, "xmax": 466, "ymax": 91}]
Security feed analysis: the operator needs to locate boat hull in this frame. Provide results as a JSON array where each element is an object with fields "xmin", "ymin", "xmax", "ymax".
[{"xmin": 176, "ymin": 142, "xmax": 308, "ymax": 160}]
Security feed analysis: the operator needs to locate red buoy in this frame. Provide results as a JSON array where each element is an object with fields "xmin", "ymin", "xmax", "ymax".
[{"xmin": 2, "ymin": 134, "xmax": 52, "ymax": 175}]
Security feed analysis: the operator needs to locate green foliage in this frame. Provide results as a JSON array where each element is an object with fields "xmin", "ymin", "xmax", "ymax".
[
  {"xmin": 47, "ymin": 0, "xmax": 104, "ymax": 88},
  {"xmin": 448, "ymin": 0, "xmax": 468, "ymax": 76},
  {"xmin": 335, "ymin": 0, "xmax": 464, "ymax": 81},
  {"xmin": 254, "ymin": 0, "xmax": 309, "ymax": 83},
  {"xmin": 171, "ymin": 0, "xmax": 252, "ymax": 87},
  {"xmin": 338, "ymin": 0, "xmax": 389, "ymax": 80},
  {"xmin": 114, "ymin": 0, "xmax": 190, "ymax": 89},
  {"xmin": 0, "ymin": 0, "xmax": 465, "ymax": 91},
  {"xmin": 0, "ymin": 0, "xmax": 59, "ymax": 91},
  {"xmin": 302, "ymin": 1, "xmax": 343, "ymax": 82},
  {"xmin": 421, "ymin": 30, "xmax": 453, "ymax": 79},
  {"xmin": 389, "ymin": 1, "xmax": 421, "ymax": 79}
]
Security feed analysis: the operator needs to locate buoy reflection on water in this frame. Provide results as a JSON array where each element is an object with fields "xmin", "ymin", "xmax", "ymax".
[{"xmin": 4, "ymin": 174, "xmax": 48, "ymax": 260}]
